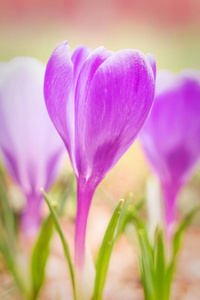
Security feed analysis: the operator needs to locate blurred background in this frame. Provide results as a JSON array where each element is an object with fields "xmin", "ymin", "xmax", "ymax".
[
  {"xmin": 1, "ymin": 1, "xmax": 200, "ymax": 299},
  {"xmin": 1, "ymin": 0, "xmax": 200, "ymax": 70}
]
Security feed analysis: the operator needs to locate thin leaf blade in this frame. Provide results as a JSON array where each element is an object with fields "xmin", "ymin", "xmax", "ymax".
[
  {"xmin": 42, "ymin": 189, "xmax": 76, "ymax": 300},
  {"xmin": 93, "ymin": 199, "xmax": 124, "ymax": 300},
  {"xmin": 31, "ymin": 215, "xmax": 54, "ymax": 299}
]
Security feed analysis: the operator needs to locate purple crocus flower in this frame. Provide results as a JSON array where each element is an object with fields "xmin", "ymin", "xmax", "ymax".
[
  {"xmin": 0, "ymin": 57, "xmax": 65, "ymax": 235},
  {"xmin": 44, "ymin": 41, "xmax": 155, "ymax": 271},
  {"xmin": 140, "ymin": 69, "xmax": 200, "ymax": 235}
]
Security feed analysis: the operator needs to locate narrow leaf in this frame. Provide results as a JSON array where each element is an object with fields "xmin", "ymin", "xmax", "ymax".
[
  {"xmin": 138, "ymin": 229, "xmax": 156, "ymax": 300},
  {"xmin": 31, "ymin": 215, "xmax": 54, "ymax": 299},
  {"xmin": 116, "ymin": 194, "xmax": 132, "ymax": 237},
  {"xmin": 0, "ymin": 168, "xmax": 17, "ymax": 252},
  {"xmin": 117, "ymin": 195, "xmax": 145, "ymax": 237},
  {"xmin": 42, "ymin": 189, "xmax": 76, "ymax": 300},
  {"xmin": 154, "ymin": 230, "xmax": 166, "ymax": 299},
  {"xmin": 173, "ymin": 205, "xmax": 200, "ymax": 257},
  {"xmin": 93, "ymin": 199, "xmax": 124, "ymax": 300},
  {"xmin": 0, "ymin": 239, "xmax": 31, "ymax": 298},
  {"xmin": 166, "ymin": 205, "xmax": 200, "ymax": 298}
]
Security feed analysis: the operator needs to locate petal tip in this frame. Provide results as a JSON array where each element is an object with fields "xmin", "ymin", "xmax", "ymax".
[{"xmin": 146, "ymin": 53, "xmax": 156, "ymax": 80}]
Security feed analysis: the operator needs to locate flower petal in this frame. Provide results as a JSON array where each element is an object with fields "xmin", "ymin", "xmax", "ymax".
[
  {"xmin": 146, "ymin": 53, "xmax": 156, "ymax": 79},
  {"xmin": 140, "ymin": 69, "xmax": 200, "ymax": 186},
  {"xmin": 0, "ymin": 57, "xmax": 64, "ymax": 194},
  {"xmin": 71, "ymin": 45, "xmax": 92, "ymax": 88},
  {"xmin": 44, "ymin": 41, "xmax": 74, "ymax": 157},
  {"xmin": 74, "ymin": 46, "xmax": 113, "ymax": 176},
  {"xmin": 75, "ymin": 49, "xmax": 155, "ymax": 181}
]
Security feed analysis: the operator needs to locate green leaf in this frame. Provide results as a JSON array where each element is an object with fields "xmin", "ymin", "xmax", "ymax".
[
  {"xmin": 154, "ymin": 230, "xmax": 166, "ymax": 300},
  {"xmin": 134, "ymin": 196, "xmax": 145, "ymax": 211},
  {"xmin": 93, "ymin": 199, "xmax": 124, "ymax": 300},
  {"xmin": 128, "ymin": 197, "xmax": 145, "ymax": 230},
  {"xmin": 173, "ymin": 205, "xmax": 200, "ymax": 257},
  {"xmin": 31, "ymin": 215, "xmax": 54, "ymax": 299},
  {"xmin": 116, "ymin": 195, "xmax": 145, "ymax": 238},
  {"xmin": 165, "ymin": 261, "xmax": 174, "ymax": 300},
  {"xmin": 0, "ymin": 220, "xmax": 31, "ymax": 298},
  {"xmin": 130, "ymin": 212, "xmax": 145, "ymax": 230},
  {"xmin": 42, "ymin": 189, "xmax": 76, "ymax": 300},
  {"xmin": 116, "ymin": 194, "xmax": 132, "ymax": 237},
  {"xmin": 0, "ymin": 237, "xmax": 31, "ymax": 299},
  {"xmin": 0, "ymin": 230, "xmax": 13, "ymax": 271},
  {"xmin": 138, "ymin": 229, "xmax": 156, "ymax": 300},
  {"xmin": 166, "ymin": 205, "xmax": 200, "ymax": 299},
  {"xmin": 0, "ymin": 168, "xmax": 17, "ymax": 252}
]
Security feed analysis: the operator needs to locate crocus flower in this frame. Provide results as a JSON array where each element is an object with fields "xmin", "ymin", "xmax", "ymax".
[
  {"xmin": 44, "ymin": 41, "xmax": 155, "ymax": 274},
  {"xmin": 140, "ymin": 69, "xmax": 200, "ymax": 235},
  {"xmin": 0, "ymin": 57, "xmax": 65, "ymax": 235}
]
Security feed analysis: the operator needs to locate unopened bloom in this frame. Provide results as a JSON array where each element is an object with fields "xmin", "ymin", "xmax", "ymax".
[
  {"xmin": 140, "ymin": 69, "xmax": 200, "ymax": 234},
  {"xmin": 0, "ymin": 57, "xmax": 65, "ymax": 235},
  {"xmin": 44, "ymin": 41, "xmax": 155, "ymax": 273}
]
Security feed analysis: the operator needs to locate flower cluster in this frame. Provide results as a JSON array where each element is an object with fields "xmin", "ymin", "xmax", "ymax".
[{"xmin": 1, "ymin": 39, "xmax": 200, "ymax": 300}]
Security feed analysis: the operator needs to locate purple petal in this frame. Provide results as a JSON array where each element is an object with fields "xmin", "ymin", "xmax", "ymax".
[
  {"xmin": 44, "ymin": 42, "xmax": 92, "ymax": 171},
  {"xmin": 161, "ymin": 181, "xmax": 180, "ymax": 235},
  {"xmin": 0, "ymin": 57, "xmax": 65, "ymax": 234},
  {"xmin": 44, "ymin": 41, "xmax": 74, "ymax": 158},
  {"xmin": 139, "ymin": 69, "xmax": 200, "ymax": 231},
  {"xmin": 74, "ymin": 49, "xmax": 155, "ymax": 269},
  {"xmin": 146, "ymin": 53, "xmax": 156, "ymax": 79},
  {"xmin": 75, "ymin": 49, "xmax": 155, "ymax": 182},
  {"xmin": 0, "ymin": 146, "xmax": 20, "ymax": 185},
  {"xmin": 74, "ymin": 46, "xmax": 113, "ymax": 176},
  {"xmin": 140, "ymin": 69, "xmax": 200, "ymax": 187},
  {"xmin": 20, "ymin": 192, "xmax": 42, "ymax": 235},
  {"xmin": 0, "ymin": 57, "xmax": 64, "ymax": 193},
  {"xmin": 71, "ymin": 45, "xmax": 92, "ymax": 88}
]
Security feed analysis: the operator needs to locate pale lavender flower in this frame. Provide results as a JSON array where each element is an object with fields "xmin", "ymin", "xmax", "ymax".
[
  {"xmin": 0, "ymin": 57, "xmax": 65, "ymax": 235},
  {"xmin": 44, "ymin": 41, "xmax": 155, "ymax": 270},
  {"xmin": 140, "ymin": 69, "xmax": 200, "ymax": 234}
]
